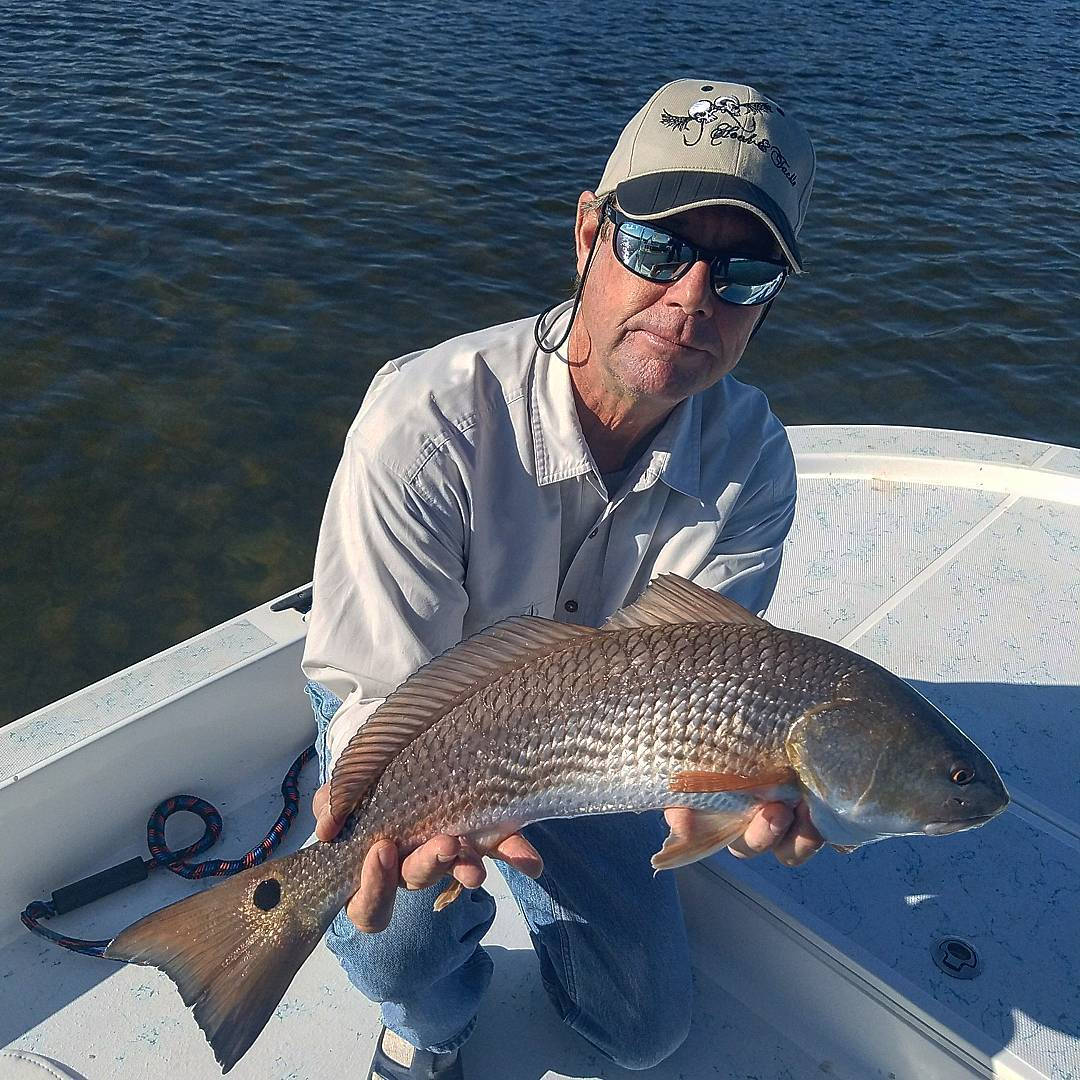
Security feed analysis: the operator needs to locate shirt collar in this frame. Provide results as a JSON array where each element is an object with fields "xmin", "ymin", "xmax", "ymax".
[
  {"xmin": 636, "ymin": 393, "xmax": 702, "ymax": 500},
  {"xmin": 529, "ymin": 304, "xmax": 595, "ymax": 486},
  {"xmin": 529, "ymin": 302, "xmax": 703, "ymax": 499}
]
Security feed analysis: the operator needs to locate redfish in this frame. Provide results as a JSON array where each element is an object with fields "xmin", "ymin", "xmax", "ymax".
[{"xmin": 105, "ymin": 575, "xmax": 1008, "ymax": 1071}]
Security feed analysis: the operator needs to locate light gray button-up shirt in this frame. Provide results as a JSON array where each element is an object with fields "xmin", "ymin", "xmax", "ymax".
[{"xmin": 302, "ymin": 306, "xmax": 797, "ymax": 768}]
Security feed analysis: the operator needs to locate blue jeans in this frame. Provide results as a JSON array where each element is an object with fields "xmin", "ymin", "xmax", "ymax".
[{"xmin": 305, "ymin": 681, "xmax": 693, "ymax": 1071}]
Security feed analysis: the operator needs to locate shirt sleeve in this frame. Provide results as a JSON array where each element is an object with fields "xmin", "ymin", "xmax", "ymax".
[
  {"xmin": 301, "ymin": 430, "xmax": 468, "ymax": 770},
  {"xmin": 694, "ymin": 421, "xmax": 797, "ymax": 617}
]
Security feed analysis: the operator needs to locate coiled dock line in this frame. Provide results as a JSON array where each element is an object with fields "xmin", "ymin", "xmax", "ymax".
[{"xmin": 21, "ymin": 744, "xmax": 316, "ymax": 958}]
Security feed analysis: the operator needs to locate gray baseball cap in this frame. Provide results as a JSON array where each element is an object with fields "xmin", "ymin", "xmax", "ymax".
[{"xmin": 596, "ymin": 79, "xmax": 816, "ymax": 271}]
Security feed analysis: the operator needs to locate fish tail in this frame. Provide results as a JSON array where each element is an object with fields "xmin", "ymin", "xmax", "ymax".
[{"xmin": 104, "ymin": 842, "xmax": 347, "ymax": 1072}]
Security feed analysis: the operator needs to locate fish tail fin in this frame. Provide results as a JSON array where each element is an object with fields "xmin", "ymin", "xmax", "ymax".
[{"xmin": 105, "ymin": 842, "xmax": 346, "ymax": 1072}]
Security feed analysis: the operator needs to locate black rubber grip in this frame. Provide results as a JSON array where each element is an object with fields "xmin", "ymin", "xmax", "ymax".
[{"xmin": 51, "ymin": 857, "xmax": 149, "ymax": 914}]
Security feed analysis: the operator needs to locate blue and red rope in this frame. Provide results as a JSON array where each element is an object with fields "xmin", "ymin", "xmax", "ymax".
[{"xmin": 21, "ymin": 744, "xmax": 316, "ymax": 958}]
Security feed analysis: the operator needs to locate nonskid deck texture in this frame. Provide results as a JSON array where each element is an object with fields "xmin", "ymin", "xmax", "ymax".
[{"xmin": 1, "ymin": 425, "xmax": 1078, "ymax": 1080}]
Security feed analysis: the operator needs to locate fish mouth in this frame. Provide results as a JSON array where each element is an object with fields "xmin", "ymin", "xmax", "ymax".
[{"xmin": 923, "ymin": 814, "xmax": 995, "ymax": 836}]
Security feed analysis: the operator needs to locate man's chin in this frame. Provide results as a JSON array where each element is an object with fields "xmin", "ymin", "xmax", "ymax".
[
  {"xmin": 622, "ymin": 337, "xmax": 729, "ymax": 400},
  {"xmin": 622, "ymin": 358, "xmax": 717, "ymax": 403}
]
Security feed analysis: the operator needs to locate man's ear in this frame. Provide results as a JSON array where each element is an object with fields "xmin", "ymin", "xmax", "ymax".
[{"xmin": 575, "ymin": 190, "xmax": 601, "ymax": 275}]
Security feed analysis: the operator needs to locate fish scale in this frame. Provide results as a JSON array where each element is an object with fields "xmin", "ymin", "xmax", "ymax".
[
  {"xmin": 103, "ymin": 575, "xmax": 1008, "ymax": 1074},
  {"xmin": 352, "ymin": 622, "xmax": 846, "ymax": 855}
]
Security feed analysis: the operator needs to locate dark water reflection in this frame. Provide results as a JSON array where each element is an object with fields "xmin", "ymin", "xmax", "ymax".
[{"xmin": 1, "ymin": 0, "xmax": 1077, "ymax": 723}]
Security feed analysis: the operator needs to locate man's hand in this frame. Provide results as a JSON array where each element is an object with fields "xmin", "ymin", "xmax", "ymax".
[
  {"xmin": 722, "ymin": 800, "xmax": 823, "ymax": 865},
  {"xmin": 660, "ymin": 802, "xmax": 822, "ymax": 867},
  {"xmin": 312, "ymin": 782, "xmax": 544, "ymax": 933}
]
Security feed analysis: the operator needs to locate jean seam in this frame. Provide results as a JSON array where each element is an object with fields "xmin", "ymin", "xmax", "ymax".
[{"xmin": 536, "ymin": 869, "xmax": 581, "ymax": 1029}]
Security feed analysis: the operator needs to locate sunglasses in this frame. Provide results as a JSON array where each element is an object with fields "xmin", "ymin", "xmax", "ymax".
[{"xmin": 605, "ymin": 205, "xmax": 788, "ymax": 306}]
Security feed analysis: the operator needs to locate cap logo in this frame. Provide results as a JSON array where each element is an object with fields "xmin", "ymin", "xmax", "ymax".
[{"xmin": 660, "ymin": 95, "xmax": 798, "ymax": 188}]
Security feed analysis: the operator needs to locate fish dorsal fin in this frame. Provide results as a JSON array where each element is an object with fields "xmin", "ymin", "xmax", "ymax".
[
  {"xmin": 603, "ymin": 574, "xmax": 771, "ymax": 631},
  {"xmin": 329, "ymin": 616, "xmax": 600, "ymax": 820}
]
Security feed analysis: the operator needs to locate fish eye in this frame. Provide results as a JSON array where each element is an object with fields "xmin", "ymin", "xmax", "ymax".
[{"xmin": 950, "ymin": 764, "xmax": 975, "ymax": 786}]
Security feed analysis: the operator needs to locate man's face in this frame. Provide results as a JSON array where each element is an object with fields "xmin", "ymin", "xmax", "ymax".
[{"xmin": 568, "ymin": 191, "xmax": 784, "ymax": 407}]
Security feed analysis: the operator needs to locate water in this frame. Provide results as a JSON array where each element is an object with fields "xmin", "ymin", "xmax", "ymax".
[{"xmin": 1, "ymin": 0, "xmax": 1077, "ymax": 725}]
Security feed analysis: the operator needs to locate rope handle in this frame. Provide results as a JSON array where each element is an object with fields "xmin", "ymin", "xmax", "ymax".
[{"xmin": 20, "ymin": 744, "xmax": 316, "ymax": 958}]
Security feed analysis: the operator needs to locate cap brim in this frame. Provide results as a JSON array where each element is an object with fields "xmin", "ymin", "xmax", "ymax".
[{"xmin": 615, "ymin": 172, "xmax": 803, "ymax": 271}]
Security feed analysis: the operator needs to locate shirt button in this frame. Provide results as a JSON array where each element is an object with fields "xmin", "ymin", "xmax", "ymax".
[
  {"xmin": 564, "ymin": 599, "xmax": 578, "ymax": 613},
  {"xmin": 587, "ymin": 528, "xmax": 599, "ymax": 539}
]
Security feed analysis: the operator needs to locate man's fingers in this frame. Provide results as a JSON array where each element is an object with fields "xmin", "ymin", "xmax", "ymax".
[
  {"xmin": 725, "ymin": 801, "xmax": 825, "ymax": 866},
  {"xmin": 450, "ymin": 843, "xmax": 487, "ymax": 889},
  {"xmin": 312, "ymin": 782, "xmax": 345, "ymax": 843},
  {"xmin": 346, "ymin": 841, "xmax": 399, "ymax": 932},
  {"xmin": 492, "ymin": 833, "xmax": 544, "ymax": 879},
  {"xmin": 772, "ymin": 801, "xmax": 825, "ymax": 867},
  {"xmin": 400, "ymin": 834, "xmax": 465, "ymax": 892},
  {"xmin": 315, "ymin": 811, "xmax": 345, "ymax": 842},
  {"xmin": 346, "ymin": 829, "xmax": 544, "ymax": 930},
  {"xmin": 727, "ymin": 803, "xmax": 793, "ymax": 860},
  {"xmin": 449, "ymin": 832, "xmax": 543, "ymax": 885}
]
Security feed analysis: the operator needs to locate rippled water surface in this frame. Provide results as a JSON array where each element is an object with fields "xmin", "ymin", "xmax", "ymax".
[{"xmin": 2, "ymin": 0, "xmax": 1077, "ymax": 724}]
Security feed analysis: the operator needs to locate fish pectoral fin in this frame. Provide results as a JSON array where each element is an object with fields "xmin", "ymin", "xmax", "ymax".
[
  {"xmin": 668, "ymin": 766, "xmax": 796, "ymax": 792},
  {"xmin": 831, "ymin": 843, "xmax": 858, "ymax": 854},
  {"xmin": 651, "ymin": 809, "xmax": 756, "ymax": 871},
  {"xmin": 433, "ymin": 879, "xmax": 464, "ymax": 912}
]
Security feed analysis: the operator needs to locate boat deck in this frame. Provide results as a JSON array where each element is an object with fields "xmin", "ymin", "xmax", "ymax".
[{"xmin": 2, "ymin": 425, "xmax": 1078, "ymax": 1080}]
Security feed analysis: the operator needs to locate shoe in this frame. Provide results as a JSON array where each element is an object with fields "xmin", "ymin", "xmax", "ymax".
[{"xmin": 368, "ymin": 1026, "xmax": 464, "ymax": 1080}]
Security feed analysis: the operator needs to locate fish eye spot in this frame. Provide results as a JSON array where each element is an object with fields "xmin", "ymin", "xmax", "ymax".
[
  {"xmin": 950, "ymin": 765, "xmax": 975, "ymax": 786},
  {"xmin": 701, "ymin": 84, "xmax": 714, "ymax": 91},
  {"xmin": 253, "ymin": 878, "xmax": 282, "ymax": 910}
]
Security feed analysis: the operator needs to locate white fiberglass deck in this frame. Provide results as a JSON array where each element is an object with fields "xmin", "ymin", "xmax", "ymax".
[{"xmin": 1, "ymin": 425, "xmax": 1077, "ymax": 1080}]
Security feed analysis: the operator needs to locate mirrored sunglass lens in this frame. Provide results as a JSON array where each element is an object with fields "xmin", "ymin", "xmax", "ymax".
[
  {"xmin": 616, "ymin": 222, "xmax": 691, "ymax": 281},
  {"xmin": 712, "ymin": 258, "xmax": 784, "ymax": 304}
]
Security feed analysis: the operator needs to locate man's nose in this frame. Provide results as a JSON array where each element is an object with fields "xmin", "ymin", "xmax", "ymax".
[{"xmin": 663, "ymin": 259, "xmax": 714, "ymax": 317}]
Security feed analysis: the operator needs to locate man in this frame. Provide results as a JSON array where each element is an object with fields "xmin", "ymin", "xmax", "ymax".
[{"xmin": 302, "ymin": 78, "xmax": 822, "ymax": 1079}]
